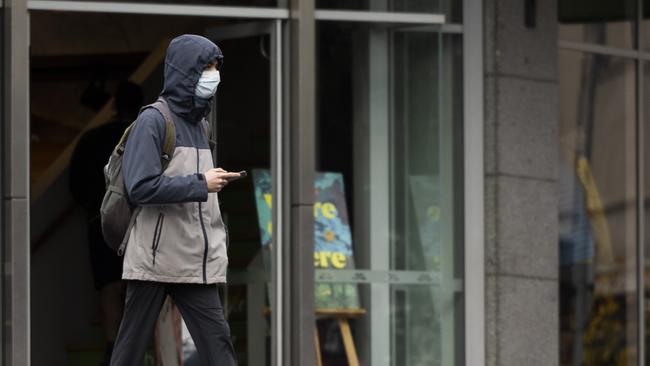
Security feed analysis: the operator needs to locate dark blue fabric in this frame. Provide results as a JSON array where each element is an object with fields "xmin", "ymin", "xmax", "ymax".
[
  {"xmin": 122, "ymin": 109, "xmax": 208, "ymax": 204},
  {"xmin": 122, "ymin": 35, "xmax": 222, "ymax": 205}
]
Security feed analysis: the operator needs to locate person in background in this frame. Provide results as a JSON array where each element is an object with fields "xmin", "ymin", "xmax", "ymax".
[{"xmin": 69, "ymin": 81, "xmax": 144, "ymax": 366}]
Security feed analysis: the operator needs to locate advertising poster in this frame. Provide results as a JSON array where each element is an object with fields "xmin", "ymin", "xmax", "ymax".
[{"xmin": 253, "ymin": 169, "xmax": 360, "ymax": 309}]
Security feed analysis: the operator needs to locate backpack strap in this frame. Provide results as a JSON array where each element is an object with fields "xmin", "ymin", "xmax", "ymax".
[
  {"xmin": 135, "ymin": 98, "xmax": 177, "ymax": 168},
  {"xmin": 149, "ymin": 98, "xmax": 177, "ymax": 171},
  {"xmin": 115, "ymin": 99, "xmax": 175, "ymax": 257}
]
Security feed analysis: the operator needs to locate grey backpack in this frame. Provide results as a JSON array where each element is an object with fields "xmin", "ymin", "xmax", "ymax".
[{"xmin": 100, "ymin": 98, "xmax": 176, "ymax": 256}]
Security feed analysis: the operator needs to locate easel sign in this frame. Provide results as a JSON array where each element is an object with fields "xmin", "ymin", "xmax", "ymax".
[
  {"xmin": 253, "ymin": 169, "xmax": 360, "ymax": 308},
  {"xmin": 253, "ymin": 170, "xmax": 364, "ymax": 365}
]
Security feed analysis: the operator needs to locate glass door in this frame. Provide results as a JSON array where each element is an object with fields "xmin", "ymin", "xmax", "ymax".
[
  {"xmin": 314, "ymin": 22, "xmax": 464, "ymax": 365},
  {"xmin": 205, "ymin": 21, "xmax": 282, "ymax": 366}
]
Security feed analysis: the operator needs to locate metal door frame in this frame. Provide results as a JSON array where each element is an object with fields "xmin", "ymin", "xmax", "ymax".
[{"xmin": 206, "ymin": 20, "xmax": 285, "ymax": 366}]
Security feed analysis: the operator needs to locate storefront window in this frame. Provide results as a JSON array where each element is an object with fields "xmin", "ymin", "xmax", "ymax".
[
  {"xmin": 314, "ymin": 22, "xmax": 464, "ymax": 365},
  {"xmin": 558, "ymin": 49, "xmax": 639, "ymax": 365}
]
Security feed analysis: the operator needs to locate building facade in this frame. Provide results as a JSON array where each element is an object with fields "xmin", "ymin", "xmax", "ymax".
[{"xmin": 6, "ymin": 0, "xmax": 633, "ymax": 365}]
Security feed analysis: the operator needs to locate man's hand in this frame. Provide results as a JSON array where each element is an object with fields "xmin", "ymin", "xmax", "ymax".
[{"xmin": 204, "ymin": 168, "xmax": 241, "ymax": 193}]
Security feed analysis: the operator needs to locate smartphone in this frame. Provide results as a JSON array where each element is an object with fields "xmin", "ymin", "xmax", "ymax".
[{"xmin": 225, "ymin": 170, "xmax": 248, "ymax": 182}]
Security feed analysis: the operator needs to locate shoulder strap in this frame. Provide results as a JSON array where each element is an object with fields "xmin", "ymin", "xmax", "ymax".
[
  {"xmin": 115, "ymin": 121, "xmax": 137, "ymax": 155},
  {"xmin": 150, "ymin": 98, "xmax": 176, "ymax": 170}
]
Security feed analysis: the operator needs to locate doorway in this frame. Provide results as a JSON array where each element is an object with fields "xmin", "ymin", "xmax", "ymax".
[
  {"xmin": 205, "ymin": 21, "xmax": 282, "ymax": 366},
  {"xmin": 29, "ymin": 11, "xmax": 283, "ymax": 365}
]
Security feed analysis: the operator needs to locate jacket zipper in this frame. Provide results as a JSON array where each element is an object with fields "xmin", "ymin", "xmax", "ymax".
[
  {"xmin": 197, "ymin": 147, "xmax": 209, "ymax": 284},
  {"xmin": 152, "ymin": 213, "xmax": 165, "ymax": 266}
]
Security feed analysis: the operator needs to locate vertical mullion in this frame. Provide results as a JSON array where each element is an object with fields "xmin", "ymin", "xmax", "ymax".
[
  {"xmin": 271, "ymin": 18, "xmax": 284, "ymax": 366},
  {"xmin": 637, "ymin": 59, "xmax": 645, "ymax": 366},
  {"xmin": 4, "ymin": 0, "xmax": 30, "ymax": 364},
  {"xmin": 288, "ymin": 0, "xmax": 316, "ymax": 364},
  {"xmin": 638, "ymin": 0, "xmax": 645, "ymax": 365},
  {"xmin": 463, "ymin": 0, "xmax": 484, "ymax": 363},
  {"xmin": 0, "ymin": 1, "xmax": 4, "ymax": 360},
  {"xmin": 636, "ymin": 59, "xmax": 645, "ymax": 366}
]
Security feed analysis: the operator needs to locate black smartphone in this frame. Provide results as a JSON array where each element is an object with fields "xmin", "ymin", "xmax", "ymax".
[{"xmin": 226, "ymin": 170, "xmax": 248, "ymax": 182}]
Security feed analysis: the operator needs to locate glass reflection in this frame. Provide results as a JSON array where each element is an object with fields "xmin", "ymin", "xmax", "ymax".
[
  {"xmin": 316, "ymin": 23, "xmax": 464, "ymax": 365},
  {"xmin": 558, "ymin": 49, "xmax": 638, "ymax": 365}
]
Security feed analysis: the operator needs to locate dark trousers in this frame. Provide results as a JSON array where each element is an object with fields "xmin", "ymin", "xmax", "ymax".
[{"xmin": 110, "ymin": 280, "xmax": 236, "ymax": 366}]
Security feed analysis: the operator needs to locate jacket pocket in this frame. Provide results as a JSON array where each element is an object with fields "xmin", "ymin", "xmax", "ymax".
[{"xmin": 151, "ymin": 212, "xmax": 165, "ymax": 266}]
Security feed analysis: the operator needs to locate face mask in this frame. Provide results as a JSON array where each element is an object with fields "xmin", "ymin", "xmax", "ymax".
[{"xmin": 195, "ymin": 69, "xmax": 220, "ymax": 99}]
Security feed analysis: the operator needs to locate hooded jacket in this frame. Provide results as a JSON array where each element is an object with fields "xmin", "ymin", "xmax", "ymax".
[{"xmin": 121, "ymin": 35, "xmax": 227, "ymax": 284}]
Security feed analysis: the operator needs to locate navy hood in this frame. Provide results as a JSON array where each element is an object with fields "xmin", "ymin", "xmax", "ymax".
[{"xmin": 160, "ymin": 34, "xmax": 224, "ymax": 122}]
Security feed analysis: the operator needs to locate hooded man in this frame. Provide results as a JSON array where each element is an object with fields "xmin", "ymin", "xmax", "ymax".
[{"xmin": 110, "ymin": 35, "xmax": 240, "ymax": 366}]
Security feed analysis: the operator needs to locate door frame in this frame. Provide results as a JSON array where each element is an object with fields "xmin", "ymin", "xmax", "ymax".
[{"xmin": 206, "ymin": 20, "xmax": 285, "ymax": 366}]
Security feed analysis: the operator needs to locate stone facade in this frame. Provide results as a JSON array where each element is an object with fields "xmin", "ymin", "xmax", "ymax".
[{"xmin": 484, "ymin": 0, "xmax": 560, "ymax": 365}]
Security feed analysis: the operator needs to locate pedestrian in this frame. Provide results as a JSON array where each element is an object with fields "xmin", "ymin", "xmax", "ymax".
[
  {"xmin": 109, "ymin": 34, "xmax": 241, "ymax": 366},
  {"xmin": 70, "ymin": 81, "xmax": 144, "ymax": 366}
]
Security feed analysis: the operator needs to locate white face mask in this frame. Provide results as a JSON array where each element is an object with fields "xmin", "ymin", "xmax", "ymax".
[{"xmin": 195, "ymin": 69, "xmax": 220, "ymax": 99}]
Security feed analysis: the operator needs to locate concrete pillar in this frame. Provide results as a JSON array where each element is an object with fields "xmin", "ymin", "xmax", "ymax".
[{"xmin": 483, "ymin": 0, "xmax": 559, "ymax": 365}]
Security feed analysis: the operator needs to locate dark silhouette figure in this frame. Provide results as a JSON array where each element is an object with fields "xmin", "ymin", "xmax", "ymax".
[{"xmin": 69, "ymin": 81, "xmax": 144, "ymax": 366}]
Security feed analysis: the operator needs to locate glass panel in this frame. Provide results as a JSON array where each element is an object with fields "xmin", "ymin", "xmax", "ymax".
[
  {"xmin": 30, "ymin": 12, "xmax": 274, "ymax": 365},
  {"xmin": 212, "ymin": 31, "xmax": 273, "ymax": 366},
  {"xmin": 314, "ymin": 22, "xmax": 464, "ymax": 365},
  {"xmin": 559, "ymin": 0, "xmax": 636, "ymax": 49},
  {"xmin": 312, "ymin": 281, "xmax": 462, "ymax": 364},
  {"xmin": 316, "ymin": 0, "xmax": 462, "ymax": 22},
  {"xmin": 558, "ymin": 49, "xmax": 638, "ymax": 365}
]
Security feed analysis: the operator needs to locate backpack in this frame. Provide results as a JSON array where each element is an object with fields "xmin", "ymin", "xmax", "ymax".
[{"xmin": 100, "ymin": 97, "xmax": 213, "ymax": 256}]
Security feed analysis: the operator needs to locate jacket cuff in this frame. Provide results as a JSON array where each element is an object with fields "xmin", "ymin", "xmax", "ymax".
[{"xmin": 194, "ymin": 173, "xmax": 209, "ymax": 201}]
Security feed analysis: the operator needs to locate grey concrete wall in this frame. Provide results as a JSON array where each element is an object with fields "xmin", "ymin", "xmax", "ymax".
[{"xmin": 483, "ymin": 0, "xmax": 559, "ymax": 365}]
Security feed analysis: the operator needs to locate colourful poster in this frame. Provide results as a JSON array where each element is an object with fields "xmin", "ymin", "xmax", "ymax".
[{"xmin": 253, "ymin": 169, "xmax": 360, "ymax": 309}]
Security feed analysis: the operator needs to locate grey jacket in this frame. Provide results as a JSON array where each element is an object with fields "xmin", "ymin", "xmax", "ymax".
[{"xmin": 121, "ymin": 35, "xmax": 227, "ymax": 284}]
